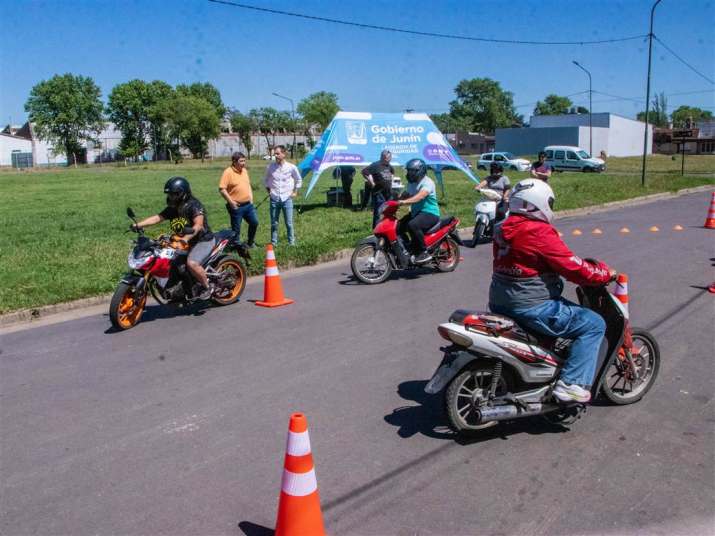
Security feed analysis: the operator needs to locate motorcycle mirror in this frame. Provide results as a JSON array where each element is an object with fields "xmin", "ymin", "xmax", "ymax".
[{"xmin": 127, "ymin": 207, "xmax": 136, "ymax": 219}]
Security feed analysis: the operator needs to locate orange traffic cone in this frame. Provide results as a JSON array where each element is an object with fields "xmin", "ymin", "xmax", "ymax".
[
  {"xmin": 613, "ymin": 273, "xmax": 629, "ymax": 316},
  {"xmin": 275, "ymin": 413, "xmax": 325, "ymax": 536},
  {"xmin": 256, "ymin": 245, "xmax": 294, "ymax": 307},
  {"xmin": 704, "ymin": 192, "xmax": 715, "ymax": 229}
]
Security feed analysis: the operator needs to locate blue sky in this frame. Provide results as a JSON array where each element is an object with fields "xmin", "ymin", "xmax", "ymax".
[{"xmin": 1, "ymin": 0, "xmax": 713, "ymax": 125}]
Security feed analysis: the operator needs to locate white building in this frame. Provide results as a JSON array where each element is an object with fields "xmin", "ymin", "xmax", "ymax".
[
  {"xmin": 496, "ymin": 113, "xmax": 653, "ymax": 157},
  {"xmin": 0, "ymin": 123, "xmax": 67, "ymax": 166}
]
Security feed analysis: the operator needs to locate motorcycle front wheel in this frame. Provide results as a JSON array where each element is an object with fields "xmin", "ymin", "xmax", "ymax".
[
  {"xmin": 350, "ymin": 243, "xmax": 392, "ymax": 284},
  {"xmin": 109, "ymin": 281, "xmax": 147, "ymax": 330},
  {"xmin": 601, "ymin": 328, "xmax": 660, "ymax": 404},
  {"xmin": 472, "ymin": 221, "xmax": 486, "ymax": 246}
]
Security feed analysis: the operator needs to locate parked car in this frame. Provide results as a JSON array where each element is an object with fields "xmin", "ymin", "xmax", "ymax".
[
  {"xmin": 477, "ymin": 152, "xmax": 530, "ymax": 172},
  {"xmin": 543, "ymin": 146, "xmax": 605, "ymax": 173}
]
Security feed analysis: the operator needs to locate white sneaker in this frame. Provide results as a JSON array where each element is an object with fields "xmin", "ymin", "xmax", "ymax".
[{"xmin": 553, "ymin": 380, "xmax": 591, "ymax": 403}]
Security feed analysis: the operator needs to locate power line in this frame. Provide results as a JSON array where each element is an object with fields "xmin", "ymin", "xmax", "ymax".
[
  {"xmin": 207, "ymin": 0, "xmax": 649, "ymax": 46},
  {"xmin": 653, "ymin": 35, "xmax": 715, "ymax": 85}
]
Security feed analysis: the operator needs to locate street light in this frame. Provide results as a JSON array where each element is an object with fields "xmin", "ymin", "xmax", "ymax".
[
  {"xmin": 641, "ymin": 0, "xmax": 663, "ymax": 187},
  {"xmin": 572, "ymin": 60, "xmax": 593, "ymax": 156},
  {"xmin": 272, "ymin": 92, "xmax": 296, "ymax": 159}
]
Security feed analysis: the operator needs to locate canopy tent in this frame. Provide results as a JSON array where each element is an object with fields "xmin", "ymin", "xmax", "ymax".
[{"xmin": 298, "ymin": 111, "xmax": 478, "ymax": 198}]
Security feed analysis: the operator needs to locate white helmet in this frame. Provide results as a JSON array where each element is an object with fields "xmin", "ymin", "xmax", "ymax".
[{"xmin": 508, "ymin": 178, "xmax": 555, "ymax": 223}]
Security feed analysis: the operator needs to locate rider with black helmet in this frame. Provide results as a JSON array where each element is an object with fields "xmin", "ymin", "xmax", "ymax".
[
  {"xmin": 131, "ymin": 176, "xmax": 216, "ymax": 300},
  {"xmin": 397, "ymin": 158, "xmax": 441, "ymax": 264}
]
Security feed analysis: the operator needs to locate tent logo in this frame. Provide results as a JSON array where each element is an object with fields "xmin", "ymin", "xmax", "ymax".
[{"xmin": 345, "ymin": 121, "xmax": 367, "ymax": 145}]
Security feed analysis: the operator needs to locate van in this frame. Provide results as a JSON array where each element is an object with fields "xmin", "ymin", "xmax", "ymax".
[{"xmin": 543, "ymin": 146, "xmax": 605, "ymax": 173}]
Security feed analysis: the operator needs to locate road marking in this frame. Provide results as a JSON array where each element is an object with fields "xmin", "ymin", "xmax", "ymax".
[
  {"xmin": 673, "ymin": 224, "xmax": 684, "ymax": 230},
  {"xmin": 620, "ymin": 227, "xmax": 630, "ymax": 233},
  {"xmin": 649, "ymin": 226, "xmax": 660, "ymax": 232},
  {"xmin": 572, "ymin": 229, "xmax": 582, "ymax": 236},
  {"xmin": 592, "ymin": 228, "xmax": 603, "ymax": 235}
]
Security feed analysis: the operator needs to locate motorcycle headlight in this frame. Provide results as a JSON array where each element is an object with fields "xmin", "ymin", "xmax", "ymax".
[{"xmin": 128, "ymin": 250, "xmax": 152, "ymax": 269}]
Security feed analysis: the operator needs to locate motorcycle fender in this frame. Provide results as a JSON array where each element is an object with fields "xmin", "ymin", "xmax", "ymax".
[
  {"xmin": 476, "ymin": 213, "xmax": 490, "ymax": 225},
  {"xmin": 357, "ymin": 236, "xmax": 379, "ymax": 246},
  {"xmin": 120, "ymin": 272, "xmax": 144, "ymax": 288},
  {"xmin": 424, "ymin": 350, "xmax": 479, "ymax": 394}
]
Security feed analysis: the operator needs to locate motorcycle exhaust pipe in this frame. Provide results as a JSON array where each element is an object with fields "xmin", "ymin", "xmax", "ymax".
[{"xmin": 477, "ymin": 403, "xmax": 560, "ymax": 422}]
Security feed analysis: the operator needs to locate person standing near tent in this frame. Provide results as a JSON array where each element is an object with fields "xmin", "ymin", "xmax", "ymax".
[
  {"xmin": 332, "ymin": 165, "xmax": 356, "ymax": 208},
  {"xmin": 362, "ymin": 149, "xmax": 395, "ymax": 227},
  {"xmin": 530, "ymin": 151, "xmax": 552, "ymax": 182},
  {"xmin": 219, "ymin": 152, "xmax": 258, "ymax": 248},
  {"xmin": 264, "ymin": 145, "xmax": 302, "ymax": 246}
]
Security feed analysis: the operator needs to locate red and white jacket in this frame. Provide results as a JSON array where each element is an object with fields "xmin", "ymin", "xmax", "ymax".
[{"xmin": 489, "ymin": 215, "xmax": 611, "ymax": 310}]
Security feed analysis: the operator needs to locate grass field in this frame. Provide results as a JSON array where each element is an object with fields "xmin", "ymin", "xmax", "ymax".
[{"xmin": 1, "ymin": 154, "xmax": 713, "ymax": 314}]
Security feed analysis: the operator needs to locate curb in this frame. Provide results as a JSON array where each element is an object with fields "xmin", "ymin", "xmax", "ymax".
[{"xmin": 1, "ymin": 185, "xmax": 712, "ymax": 329}]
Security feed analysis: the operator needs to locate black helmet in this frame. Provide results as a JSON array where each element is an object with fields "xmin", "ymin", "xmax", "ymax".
[
  {"xmin": 490, "ymin": 162, "xmax": 503, "ymax": 174},
  {"xmin": 164, "ymin": 176, "xmax": 191, "ymax": 206},
  {"xmin": 405, "ymin": 158, "xmax": 428, "ymax": 183}
]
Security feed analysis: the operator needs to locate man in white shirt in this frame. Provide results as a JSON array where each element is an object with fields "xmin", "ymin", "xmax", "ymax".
[{"xmin": 263, "ymin": 145, "xmax": 302, "ymax": 246}]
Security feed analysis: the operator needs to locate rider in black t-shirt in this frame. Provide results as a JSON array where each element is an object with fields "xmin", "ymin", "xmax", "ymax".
[{"xmin": 131, "ymin": 176, "xmax": 216, "ymax": 300}]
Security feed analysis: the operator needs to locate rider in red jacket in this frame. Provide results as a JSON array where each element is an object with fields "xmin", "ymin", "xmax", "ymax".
[{"xmin": 489, "ymin": 179, "xmax": 616, "ymax": 403}]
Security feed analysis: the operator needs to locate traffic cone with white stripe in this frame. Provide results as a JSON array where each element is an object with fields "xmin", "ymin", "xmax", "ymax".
[
  {"xmin": 256, "ymin": 244, "xmax": 294, "ymax": 307},
  {"xmin": 275, "ymin": 413, "xmax": 325, "ymax": 536},
  {"xmin": 703, "ymin": 192, "xmax": 715, "ymax": 229},
  {"xmin": 613, "ymin": 273, "xmax": 629, "ymax": 317}
]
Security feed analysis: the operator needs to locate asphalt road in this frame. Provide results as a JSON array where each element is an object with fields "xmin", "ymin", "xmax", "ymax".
[{"xmin": 2, "ymin": 192, "xmax": 714, "ymax": 536}]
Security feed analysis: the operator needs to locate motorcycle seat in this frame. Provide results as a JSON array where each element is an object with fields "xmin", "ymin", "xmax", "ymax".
[
  {"xmin": 214, "ymin": 229, "xmax": 238, "ymax": 242},
  {"xmin": 426, "ymin": 216, "xmax": 456, "ymax": 235},
  {"xmin": 449, "ymin": 309, "xmax": 557, "ymax": 349}
]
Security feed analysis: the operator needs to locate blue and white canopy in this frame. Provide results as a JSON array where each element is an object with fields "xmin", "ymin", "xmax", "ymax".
[{"xmin": 298, "ymin": 111, "xmax": 478, "ymax": 197}]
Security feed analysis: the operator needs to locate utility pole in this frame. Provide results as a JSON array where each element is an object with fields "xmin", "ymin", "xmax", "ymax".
[
  {"xmin": 572, "ymin": 61, "xmax": 593, "ymax": 155},
  {"xmin": 272, "ymin": 92, "xmax": 296, "ymax": 159},
  {"xmin": 641, "ymin": 0, "xmax": 663, "ymax": 187}
]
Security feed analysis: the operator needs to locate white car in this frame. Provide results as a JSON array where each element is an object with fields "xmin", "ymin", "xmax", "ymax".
[
  {"xmin": 543, "ymin": 146, "xmax": 606, "ymax": 173},
  {"xmin": 477, "ymin": 152, "xmax": 530, "ymax": 172}
]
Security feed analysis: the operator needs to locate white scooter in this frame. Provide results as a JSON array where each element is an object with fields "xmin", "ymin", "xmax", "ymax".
[{"xmin": 472, "ymin": 188, "xmax": 507, "ymax": 246}]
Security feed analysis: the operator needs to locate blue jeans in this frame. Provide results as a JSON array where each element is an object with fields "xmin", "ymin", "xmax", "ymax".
[
  {"xmin": 372, "ymin": 191, "xmax": 388, "ymax": 228},
  {"xmin": 227, "ymin": 203, "xmax": 258, "ymax": 245},
  {"xmin": 492, "ymin": 298, "xmax": 606, "ymax": 386},
  {"xmin": 269, "ymin": 197, "xmax": 295, "ymax": 245}
]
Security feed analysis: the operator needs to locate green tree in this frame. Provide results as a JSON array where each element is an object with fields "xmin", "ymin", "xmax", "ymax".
[
  {"xmin": 534, "ymin": 94, "xmax": 573, "ymax": 116},
  {"xmin": 176, "ymin": 82, "xmax": 226, "ymax": 118},
  {"xmin": 249, "ymin": 107, "xmax": 289, "ymax": 152},
  {"xmin": 296, "ymin": 91, "xmax": 339, "ymax": 131},
  {"xmin": 636, "ymin": 92, "xmax": 669, "ymax": 127},
  {"xmin": 163, "ymin": 95, "xmax": 221, "ymax": 161},
  {"xmin": 229, "ymin": 110, "xmax": 256, "ymax": 158},
  {"xmin": 145, "ymin": 81, "xmax": 175, "ymax": 160},
  {"xmin": 670, "ymin": 105, "xmax": 713, "ymax": 128},
  {"xmin": 448, "ymin": 78, "xmax": 520, "ymax": 134},
  {"xmin": 107, "ymin": 79, "xmax": 152, "ymax": 159},
  {"xmin": 430, "ymin": 113, "xmax": 467, "ymax": 133},
  {"xmin": 25, "ymin": 73, "xmax": 104, "ymax": 166}
]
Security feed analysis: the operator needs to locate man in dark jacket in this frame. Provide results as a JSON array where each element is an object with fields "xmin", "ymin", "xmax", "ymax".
[
  {"xmin": 362, "ymin": 150, "xmax": 395, "ymax": 227},
  {"xmin": 489, "ymin": 179, "xmax": 616, "ymax": 403}
]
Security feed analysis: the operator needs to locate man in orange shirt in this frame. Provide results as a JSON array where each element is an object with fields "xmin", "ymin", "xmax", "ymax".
[{"xmin": 219, "ymin": 152, "xmax": 259, "ymax": 247}]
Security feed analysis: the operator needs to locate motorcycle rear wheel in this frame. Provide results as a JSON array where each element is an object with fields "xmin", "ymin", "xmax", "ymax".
[
  {"xmin": 351, "ymin": 243, "xmax": 392, "ymax": 284},
  {"xmin": 601, "ymin": 328, "xmax": 660, "ymax": 405},
  {"xmin": 445, "ymin": 363, "xmax": 511, "ymax": 434},
  {"xmin": 435, "ymin": 238, "xmax": 460, "ymax": 272},
  {"xmin": 211, "ymin": 257, "xmax": 247, "ymax": 306},
  {"xmin": 109, "ymin": 281, "xmax": 147, "ymax": 330}
]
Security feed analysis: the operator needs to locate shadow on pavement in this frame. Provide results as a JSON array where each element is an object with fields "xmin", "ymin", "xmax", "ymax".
[
  {"xmin": 103, "ymin": 302, "xmax": 209, "ymax": 334},
  {"xmin": 237, "ymin": 521, "xmax": 274, "ymax": 536},
  {"xmin": 384, "ymin": 380, "xmax": 572, "ymax": 443}
]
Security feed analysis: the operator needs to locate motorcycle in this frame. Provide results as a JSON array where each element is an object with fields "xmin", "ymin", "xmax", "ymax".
[
  {"xmin": 425, "ymin": 271, "xmax": 660, "ymax": 434},
  {"xmin": 350, "ymin": 200, "xmax": 462, "ymax": 284},
  {"xmin": 472, "ymin": 188, "xmax": 507, "ymax": 246},
  {"xmin": 109, "ymin": 207, "xmax": 250, "ymax": 330}
]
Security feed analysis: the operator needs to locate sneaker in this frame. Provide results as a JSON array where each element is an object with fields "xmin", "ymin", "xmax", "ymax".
[
  {"xmin": 247, "ymin": 242, "xmax": 257, "ymax": 249},
  {"xmin": 412, "ymin": 251, "xmax": 433, "ymax": 265},
  {"xmin": 553, "ymin": 380, "xmax": 591, "ymax": 403},
  {"xmin": 196, "ymin": 285, "xmax": 214, "ymax": 301}
]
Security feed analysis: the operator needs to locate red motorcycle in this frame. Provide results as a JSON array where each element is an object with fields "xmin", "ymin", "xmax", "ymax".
[{"xmin": 350, "ymin": 200, "xmax": 462, "ymax": 284}]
